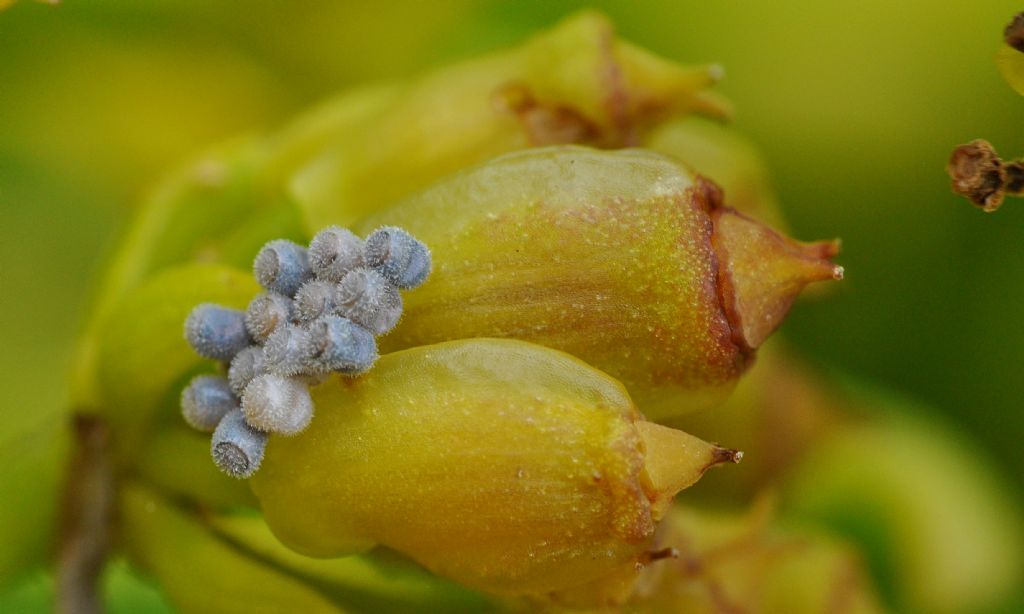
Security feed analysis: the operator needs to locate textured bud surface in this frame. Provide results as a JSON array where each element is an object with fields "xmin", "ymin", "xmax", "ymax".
[
  {"xmin": 184, "ymin": 303, "xmax": 251, "ymax": 361},
  {"xmin": 181, "ymin": 375, "xmax": 238, "ymax": 432},
  {"xmin": 241, "ymin": 374, "xmax": 314, "ymax": 436},
  {"xmin": 308, "ymin": 225, "xmax": 365, "ymax": 282},
  {"xmin": 252, "ymin": 339, "xmax": 734, "ymax": 597},
  {"xmin": 291, "ymin": 11, "xmax": 727, "ymax": 231},
  {"xmin": 245, "ymin": 292, "xmax": 293, "ymax": 343},
  {"xmin": 212, "ymin": 409, "xmax": 268, "ymax": 479},
  {"xmin": 356, "ymin": 147, "xmax": 840, "ymax": 420},
  {"xmin": 335, "ymin": 268, "xmax": 403, "ymax": 335},
  {"xmin": 254, "ymin": 239, "xmax": 312, "ymax": 297}
]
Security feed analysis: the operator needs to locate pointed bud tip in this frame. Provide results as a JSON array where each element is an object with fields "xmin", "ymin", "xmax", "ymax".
[
  {"xmin": 712, "ymin": 446, "xmax": 743, "ymax": 466},
  {"xmin": 638, "ymin": 422, "xmax": 740, "ymax": 512},
  {"xmin": 713, "ymin": 209, "xmax": 843, "ymax": 350}
]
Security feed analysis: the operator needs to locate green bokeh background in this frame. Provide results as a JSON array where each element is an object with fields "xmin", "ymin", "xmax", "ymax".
[{"xmin": 1, "ymin": 0, "xmax": 1021, "ymax": 604}]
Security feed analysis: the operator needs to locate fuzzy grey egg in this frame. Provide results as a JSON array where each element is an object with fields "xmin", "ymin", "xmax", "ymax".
[
  {"xmin": 254, "ymin": 239, "xmax": 312, "ymax": 297},
  {"xmin": 309, "ymin": 226, "xmax": 365, "ymax": 282},
  {"xmin": 307, "ymin": 314, "xmax": 378, "ymax": 375},
  {"xmin": 241, "ymin": 373, "xmax": 314, "ymax": 436},
  {"xmin": 262, "ymin": 324, "xmax": 316, "ymax": 376},
  {"xmin": 184, "ymin": 304, "xmax": 251, "ymax": 361},
  {"xmin": 211, "ymin": 408, "xmax": 268, "ymax": 478},
  {"xmin": 335, "ymin": 268, "xmax": 403, "ymax": 335},
  {"xmin": 227, "ymin": 345, "xmax": 267, "ymax": 396},
  {"xmin": 181, "ymin": 375, "xmax": 239, "ymax": 432},
  {"xmin": 364, "ymin": 226, "xmax": 432, "ymax": 290},
  {"xmin": 245, "ymin": 291, "xmax": 293, "ymax": 343},
  {"xmin": 294, "ymin": 279, "xmax": 340, "ymax": 323}
]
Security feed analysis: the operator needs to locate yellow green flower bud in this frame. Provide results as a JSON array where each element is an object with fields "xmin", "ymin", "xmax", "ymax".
[
  {"xmin": 96, "ymin": 263, "xmax": 260, "ymax": 461},
  {"xmin": 353, "ymin": 147, "xmax": 841, "ymax": 419},
  {"xmin": 251, "ymin": 338, "xmax": 739, "ymax": 599},
  {"xmin": 134, "ymin": 426, "xmax": 257, "ymax": 509},
  {"xmin": 784, "ymin": 413, "xmax": 1024, "ymax": 614},
  {"xmin": 121, "ymin": 483, "xmax": 489, "ymax": 612},
  {"xmin": 644, "ymin": 115, "xmax": 784, "ymax": 228},
  {"xmin": 292, "ymin": 10, "xmax": 727, "ymax": 230},
  {"xmin": 618, "ymin": 501, "xmax": 884, "ymax": 614}
]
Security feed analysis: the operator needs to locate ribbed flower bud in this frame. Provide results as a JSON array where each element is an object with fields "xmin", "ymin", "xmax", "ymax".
[
  {"xmin": 292, "ymin": 11, "xmax": 728, "ymax": 230},
  {"xmin": 334, "ymin": 268, "xmax": 403, "ymax": 335},
  {"xmin": 254, "ymin": 239, "xmax": 313, "ymax": 297},
  {"xmin": 611, "ymin": 502, "xmax": 885, "ymax": 613},
  {"xmin": 308, "ymin": 225, "xmax": 364, "ymax": 282},
  {"xmin": 240, "ymin": 373, "xmax": 314, "ymax": 436},
  {"xmin": 354, "ymin": 147, "xmax": 841, "ymax": 420},
  {"xmin": 252, "ymin": 339, "xmax": 739, "ymax": 598},
  {"xmin": 184, "ymin": 303, "xmax": 251, "ymax": 361},
  {"xmin": 211, "ymin": 408, "xmax": 268, "ymax": 479},
  {"xmin": 180, "ymin": 375, "xmax": 238, "ymax": 432}
]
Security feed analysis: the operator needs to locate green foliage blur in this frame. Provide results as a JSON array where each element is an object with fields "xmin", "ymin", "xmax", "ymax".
[{"xmin": 1, "ymin": 0, "xmax": 1022, "ymax": 610}]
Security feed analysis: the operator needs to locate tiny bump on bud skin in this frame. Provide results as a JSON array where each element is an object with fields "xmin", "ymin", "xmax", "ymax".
[
  {"xmin": 293, "ymin": 279, "xmax": 340, "ymax": 323},
  {"xmin": 245, "ymin": 292, "xmax": 293, "ymax": 344},
  {"xmin": 335, "ymin": 268, "xmax": 403, "ymax": 335},
  {"xmin": 184, "ymin": 303, "xmax": 252, "ymax": 361},
  {"xmin": 254, "ymin": 239, "xmax": 313, "ymax": 297},
  {"xmin": 181, "ymin": 375, "xmax": 239, "ymax": 432},
  {"xmin": 228, "ymin": 345, "xmax": 267, "ymax": 396},
  {"xmin": 307, "ymin": 314, "xmax": 378, "ymax": 375},
  {"xmin": 309, "ymin": 226, "xmax": 365, "ymax": 282},
  {"xmin": 364, "ymin": 226, "xmax": 432, "ymax": 290},
  {"xmin": 241, "ymin": 373, "xmax": 314, "ymax": 436},
  {"xmin": 263, "ymin": 324, "xmax": 316, "ymax": 377},
  {"xmin": 211, "ymin": 408, "xmax": 268, "ymax": 478}
]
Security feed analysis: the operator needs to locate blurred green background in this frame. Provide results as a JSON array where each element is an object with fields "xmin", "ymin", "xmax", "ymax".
[{"xmin": 0, "ymin": 0, "xmax": 1021, "ymax": 604}]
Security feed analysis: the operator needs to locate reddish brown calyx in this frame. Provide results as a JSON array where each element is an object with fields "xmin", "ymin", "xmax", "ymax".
[
  {"xmin": 712, "ymin": 209, "xmax": 843, "ymax": 350},
  {"xmin": 1006, "ymin": 13, "xmax": 1024, "ymax": 52},
  {"xmin": 947, "ymin": 139, "xmax": 1024, "ymax": 212}
]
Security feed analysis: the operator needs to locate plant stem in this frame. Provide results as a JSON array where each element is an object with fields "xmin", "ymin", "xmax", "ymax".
[{"xmin": 56, "ymin": 414, "xmax": 115, "ymax": 614}]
